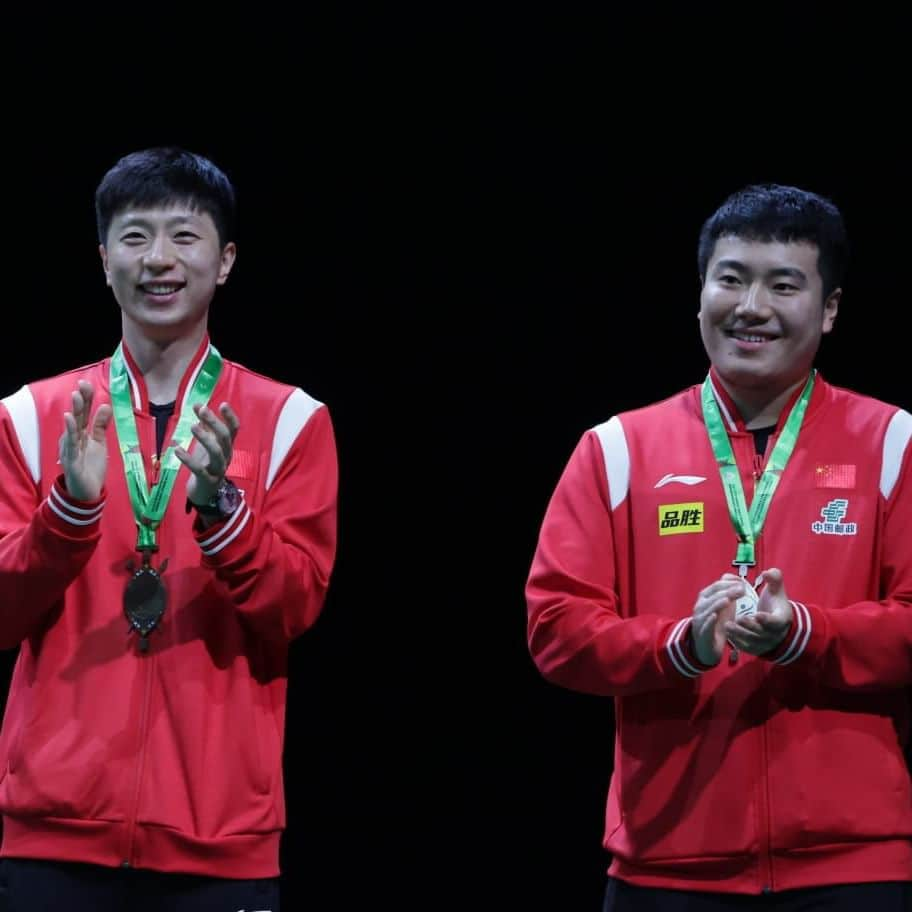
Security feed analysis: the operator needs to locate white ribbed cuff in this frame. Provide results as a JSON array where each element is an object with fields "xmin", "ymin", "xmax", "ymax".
[
  {"xmin": 774, "ymin": 601, "xmax": 813, "ymax": 666},
  {"xmin": 198, "ymin": 499, "xmax": 252, "ymax": 556},
  {"xmin": 666, "ymin": 618, "xmax": 707, "ymax": 678},
  {"xmin": 47, "ymin": 484, "xmax": 105, "ymax": 527}
]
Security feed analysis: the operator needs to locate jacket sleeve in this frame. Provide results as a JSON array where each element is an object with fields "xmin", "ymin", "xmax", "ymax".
[
  {"xmin": 192, "ymin": 395, "xmax": 338, "ymax": 645},
  {"xmin": 0, "ymin": 392, "xmax": 107, "ymax": 649},
  {"xmin": 762, "ymin": 413, "xmax": 912, "ymax": 690},
  {"xmin": 526, "ymin": 426, "xmax": 713, "ymax": 697}
]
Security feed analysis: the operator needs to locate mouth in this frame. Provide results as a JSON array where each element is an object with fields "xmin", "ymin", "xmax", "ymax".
[
  {"xmin": 725, "ymin": 329, "xmax": 779, "ymax": 346},
  {"xmin": 138, "ymin": 282, "xmax": 186, "ymax": 297}
]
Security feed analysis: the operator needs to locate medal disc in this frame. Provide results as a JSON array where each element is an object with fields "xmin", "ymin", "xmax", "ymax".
[
  {"xmin": 734, "ymin": 584, "xmax": 759, "ymax": 620},
  {"xmin": 124, "ymin": 564, "xmax": 167, "ymax": 638}
]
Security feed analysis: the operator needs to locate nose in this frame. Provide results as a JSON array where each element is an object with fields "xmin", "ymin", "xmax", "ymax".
[
  {"xmin": 734, "ymin": 281, "xmax": 772, "ymax": 319},
  {"xmin": 143, "ymin": 234, "xmax": 177, "ymax": 270}
]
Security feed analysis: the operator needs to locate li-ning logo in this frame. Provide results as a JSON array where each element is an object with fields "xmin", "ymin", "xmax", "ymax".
[
  {"xmin": 811, "ymin": 499, "xmax": 858, "ymax": 536},
  {"xmin": 655, "ymin": 474, "xmax": 707, "ymax": 489}
]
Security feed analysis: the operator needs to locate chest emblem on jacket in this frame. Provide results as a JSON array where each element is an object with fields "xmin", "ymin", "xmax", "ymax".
[
  {"xmin": 814, "ymin": 463, "xmax": 856, "ymax": 489},
  {"xmin": 811, "ymin": 498, "xmax": 858, "ymax": 536},
  {"xmin": 654, "ymin": 473, "xmax": 707, "ymax": 489},
  {"xmin": 658, "ymin": 502, "xmax": 704, "ymax": 535}
]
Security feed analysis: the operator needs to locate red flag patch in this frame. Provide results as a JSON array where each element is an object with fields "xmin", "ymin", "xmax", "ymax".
[{"xmin": 815, "ymin": 464, "xmax": 856, "ymax": 489}]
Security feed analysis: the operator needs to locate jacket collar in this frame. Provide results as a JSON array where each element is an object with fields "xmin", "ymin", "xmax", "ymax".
[
  {"xmin": 703, "ymin": 366, "xmax": 827, "ymax": 434},
  {"xmin": 117, "ymin": 333, "xmax": 214, "ymax": 413}
]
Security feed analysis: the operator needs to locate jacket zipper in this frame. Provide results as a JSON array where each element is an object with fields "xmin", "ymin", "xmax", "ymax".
[
  {"xmin": 758, "ymin": 699, "xmax": 773, "ymax": 893},
  {"xmin": 123, "ymin": 651, "xmax": 155, "ymax": 866},
  {"xmin": 751, "ymin": 513, "xmax": 773, "ymax": 893},
  {"xmin": 753, "ymin": 434, "xmax": 774, "ymax": 892},
  {"xmin": 122, "ymin": 412, "xmax": 162, "ymax": 866}
]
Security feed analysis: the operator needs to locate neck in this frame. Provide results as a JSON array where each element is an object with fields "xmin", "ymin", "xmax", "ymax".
[
  {"xmin": 121, "ymin": 319, "xmax": 207, "ymax": 405},
  {"xmin": 716, "ymin": 374, "xmax": 808, "ymax": 429}
]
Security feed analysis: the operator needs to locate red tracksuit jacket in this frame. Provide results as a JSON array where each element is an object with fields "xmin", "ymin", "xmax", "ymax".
[
  {"xmin": 527, "ymin": 371, "xmax": 912, "ymax": 893},
  {"xmin": 0, "ymin": 336, "xmax": 337, "ymax": 878}
]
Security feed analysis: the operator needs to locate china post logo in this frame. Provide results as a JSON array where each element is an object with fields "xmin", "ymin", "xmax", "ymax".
[
  {"xmin": 811, "ymin": 499, "xmax": 858, "ymax": 536},
  {"xmin": 658, "ymin": 502, "xmax": 704, "ymax": 536}
]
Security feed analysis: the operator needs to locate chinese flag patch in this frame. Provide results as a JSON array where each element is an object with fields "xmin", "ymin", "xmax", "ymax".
[{"xmin": 815, "ymin": 464, "xmax": 856, "ymax": 489}]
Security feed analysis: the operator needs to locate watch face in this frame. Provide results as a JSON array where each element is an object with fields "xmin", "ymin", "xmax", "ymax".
[{"xmin": 217, "ymin": 480, "xmax": 242, "ymax": 515}]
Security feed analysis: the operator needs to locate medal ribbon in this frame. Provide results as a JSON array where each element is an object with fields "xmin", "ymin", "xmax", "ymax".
[
  {"xmin": 701, "ymin": 371, "xmax": 815, "ymax": 568},
  {"xmin": 110, "ymin": 343, "xmax": 223, "ymax": 551}
]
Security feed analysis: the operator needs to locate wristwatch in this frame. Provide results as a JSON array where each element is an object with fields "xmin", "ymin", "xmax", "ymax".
[{"xmin": 189, "ymin": 479, "xmax": 243, "ymax": 520}]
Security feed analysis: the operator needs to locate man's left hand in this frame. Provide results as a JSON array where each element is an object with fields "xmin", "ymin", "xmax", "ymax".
[
  {"xmin": 176, "ymin": 402, "xmax": 240, "ymax": 506},
  {"xmin": 724, "ymin": 567, "xmax": 793, "ymax": 656}
]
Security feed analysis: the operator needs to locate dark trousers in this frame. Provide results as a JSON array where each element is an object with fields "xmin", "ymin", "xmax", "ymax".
[
  {"xmin": 0, "ymin": 858, "xmax": 280, "ymax": 912},
  {"xmin": 603, "ymin": 876, "xmax": 911, "ymax": 911}
]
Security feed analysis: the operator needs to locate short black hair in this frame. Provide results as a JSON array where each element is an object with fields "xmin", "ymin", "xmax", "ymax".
[
  {"xmin": 95, "ymin": 147, "xmax": 236, "ymax": 248},
  {"xmin": 697, "ymin": 184, "xmax": 848, "ymax": 299}
]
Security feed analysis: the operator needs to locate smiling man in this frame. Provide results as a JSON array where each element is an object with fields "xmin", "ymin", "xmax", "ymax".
[
  {"xmin": 526, "ymin": 185, "xmax": 912, "ymax": 911},
  {"xmin": 0, "ymin": 148, "xmax": 338, "ymax": 911}
]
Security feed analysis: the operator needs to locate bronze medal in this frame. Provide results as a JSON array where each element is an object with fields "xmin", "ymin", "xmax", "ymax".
[{"xmin": 124, "ymin": 553, "xmax": 169, "ymax": 651}]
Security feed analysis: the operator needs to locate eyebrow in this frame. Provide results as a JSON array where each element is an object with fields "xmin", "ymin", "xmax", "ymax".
[
  {"xmin": 116, "ymin": 214, "xmax": 202, "ymax": 229},
  {"xmin": 712, "ymin": 259, "xmax": 807, "ymax": 282}
]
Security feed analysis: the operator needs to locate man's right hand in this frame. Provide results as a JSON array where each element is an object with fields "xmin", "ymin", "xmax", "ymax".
[
  {"xmin": 690, "ymin": 575, "xmax": 745, "ymax": 666},
  {"xmin": 59, "ymin": 380, "xmax": 113, "ymax": 501}
]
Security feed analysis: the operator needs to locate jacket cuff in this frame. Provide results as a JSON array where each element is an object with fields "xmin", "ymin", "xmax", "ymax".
[
  {"xmin": 760, "ymin": 601, "xmax": 814, "ymax": 665},
  {"xmin": 193, "ymin": 496, "xmax": 253, "ymax": 560},
  {"xmin": 664, "ymin": 618, "xmax": 717, "ymax": 678},
  {"xmin": 41, "ymin": 475, "xmax": 106, "ymax": 539}
]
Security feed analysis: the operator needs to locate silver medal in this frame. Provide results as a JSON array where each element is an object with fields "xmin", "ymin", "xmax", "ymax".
[{"xmin": 734, "ymin": 579, "xmax": 759, "ymax": 620}]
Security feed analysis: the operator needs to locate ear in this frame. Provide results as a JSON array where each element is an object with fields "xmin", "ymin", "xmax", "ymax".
[
  {"xmin": 216, "ymin": 242, "xmax": 237, "ymax": 286},
  {"xmin": 822, "ymin": 288, "xmax": 840, "ymax": 334},
  {"xmin": 99, "ymin": 244, "xmax": 112, "ymax": 287}
]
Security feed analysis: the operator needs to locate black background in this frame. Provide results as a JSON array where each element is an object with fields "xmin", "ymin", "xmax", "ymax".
[{"xmin": 0, "ymin": 13, "xmax": 909, "ymax": 911}]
